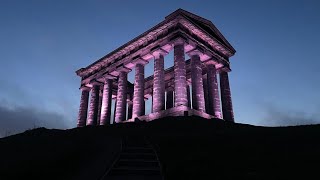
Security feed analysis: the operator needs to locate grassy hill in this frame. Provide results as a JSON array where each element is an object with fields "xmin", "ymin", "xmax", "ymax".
[{"xmin": 1, "ymin": 116, "xmax": 320, "ymax": 179}]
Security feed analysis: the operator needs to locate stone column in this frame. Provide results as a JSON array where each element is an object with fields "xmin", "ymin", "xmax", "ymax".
[
  {"xmin": 87, "ymin": 83, "xmax": 100, "ymax": 126},
  {"xmin": 220, "ymin": 71, "xmax": 234, "ymax": 122},
  {"xmin": 113, "ymin": 99, "xmax": 117, "ymax": 124},
  {"xmin": 132, "ymin": 61, "xmax": 147, "ymax": 119},
  {"xmin": 152, "ymin": 53, "xmax": 165, "ymax": 113},
  {"xmin": 151, "ymin": 94, "xmax": 153, "ymax": 113},
  {"xmin": 100, "ymin": 79, "xmax": 113, "ymax": 125},
  {"xmin": 189, "ymin": 52, "xmax": 206, "ymax": 112},
  {"xmin": 203, "ymin": 74, "xmax": 209, "ymax": 114},
  {"xmin": 206, "ymin": 62, "xmax": 222, "ymax": 118},
  {"xmin": 77, "ymin": 87, "xmax": 90, "ymax": 127},
  {"xmin": 142, "ymin": 97, "xmax": 146, "ymax": 115},
  {"xmin": 187, "ymin": 85, "xmax": 191, "ymax": 108},
  {"xmin": 127, "ymin": 101, "xmax": 133, "ymax": 120},
  {"xmin": 97, "ymin": 88, "xmax": 103, "ymax": 125},
  {"xmin": 166, "ymin": 88, "xmax": 174, "ymax": 109},
  {"xmin": 173, "ymin": 38, "xmax": 188, "ymax": 107},
  {"xmin": 115, "ymin": 70, "xmax": 129, "ymax": 123}
]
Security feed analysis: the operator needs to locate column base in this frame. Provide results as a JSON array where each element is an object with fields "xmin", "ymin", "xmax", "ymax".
[{"xmin": 124, "ymin": 106, "xmax": 222, "ymax": 122}]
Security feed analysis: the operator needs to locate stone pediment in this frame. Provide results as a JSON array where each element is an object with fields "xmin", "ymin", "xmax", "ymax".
[
  {"xmin": 166, "ymin": 9, "xmax": 235, "ymax": 54},
  {"xmin": 76, "ymin": 9, "xmax": 236, "ymax": 83}
]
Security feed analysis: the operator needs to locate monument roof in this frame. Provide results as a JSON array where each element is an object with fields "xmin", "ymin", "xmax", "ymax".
[
  {"xmin": 76, "ymin": 9, "xmax": 236, "ymax": 78},
  {"xmin": 166, "ymin": 9, "xmax": 235, "ymax": 53}
]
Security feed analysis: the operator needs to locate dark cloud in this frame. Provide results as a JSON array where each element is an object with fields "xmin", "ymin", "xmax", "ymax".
[
  {"xmin": 0, "ymin": 104, "xmax": 68, "ymax": 138},
  {"xmin": 259, "ymin": 103, "xmax": 320, "ymax": 127}
]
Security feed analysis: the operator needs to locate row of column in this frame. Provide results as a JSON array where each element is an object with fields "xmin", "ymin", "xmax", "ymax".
[{"xmin": 77, "ymin": 40, "xmax": 234, "ymax": 127}]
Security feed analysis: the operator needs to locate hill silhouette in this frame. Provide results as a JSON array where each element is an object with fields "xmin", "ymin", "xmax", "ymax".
[{"xmin": 1, "ymin": 116, "xmax": 320, "ymax": 179}]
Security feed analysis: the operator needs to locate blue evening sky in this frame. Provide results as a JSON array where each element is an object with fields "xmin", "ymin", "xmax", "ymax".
[{"xmin": 0, "ymin": 0, "xmax": 319, "ymax": 135}]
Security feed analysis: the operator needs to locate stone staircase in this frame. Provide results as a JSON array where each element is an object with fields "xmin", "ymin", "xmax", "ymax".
[{"xmin": 101, "ymin": 136, "xmax": 163, "ymax": 180}]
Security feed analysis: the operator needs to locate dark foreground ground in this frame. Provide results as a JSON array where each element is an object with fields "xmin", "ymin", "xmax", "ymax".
[{"xmin": 1, "ymin": 116, "xmax": 320, "ymax": 180}]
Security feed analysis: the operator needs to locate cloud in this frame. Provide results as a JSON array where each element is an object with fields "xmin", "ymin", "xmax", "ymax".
[
  {"xmin": 0, "ymin": 103, "xmax": 68, "ymax": 138},
  {"xmin": 0, "ymin": 78, "xmax": 76, "ymax": 138},
  {"xmin": 259, "ymin": 103, "xmax": 320, "ymax": 127}
]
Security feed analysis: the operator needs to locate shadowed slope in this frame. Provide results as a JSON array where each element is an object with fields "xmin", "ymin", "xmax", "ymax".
[{"xmin": 1, "ymin": 116, "xmax": 320, "ymax": 179}]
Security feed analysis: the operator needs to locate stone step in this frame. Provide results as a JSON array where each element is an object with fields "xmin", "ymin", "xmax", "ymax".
[
  {"xmin": 119, "ymin": 152, "xmax": 157, "ymax": 160},
  {"xmin": 119, "ymin": 159, "xmax": 158, "ymax": 163},
  {"xmin": 104, "ymin": 175, "xmax": 162, "ymax": 180},
  {"xmin": 123, "ymin": 139, "xmax": 150, "ymax": 146},
  {"xmin": 103, "ymin": 137, "xmax": 163, "ymax": 179},
  {"xmin": 109, "ymin": 167, "xmax": 161, "ymax": 176},
  {"xmin": 122, "ymin": 147, "xmax": 154, "ymax": 154},
  {"xmin": 125, "ymin": 146, "xmax": 153, "ymax": 150},
  {"xmin": 116, "ymin": 159, "xmax": 159, "ymax": 167}
]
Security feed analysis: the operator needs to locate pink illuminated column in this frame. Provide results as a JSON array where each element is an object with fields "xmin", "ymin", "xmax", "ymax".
[
  {"xmin": 220, "ymin": 71, "xmax": 234, "ymax": 122},
  {"xmin": 132, "ymin": 61, "xmax": 147, "ymax": 119},
  {"xmin": 142, "ymin": 97, "xmax": 146, "ymax": 115},
  {"xmin": 113, "ymin": 99, "xmax": 117, "ymax": 123},
  {"xmin": 166, "ymin": 87, "xmax": 174, "ymax": 109},
  {"xmin": 202, "ymin": 74, "xmax": 209, "ymax": 114},
  {"xmin": 187, "ymin": 85, "xmax": 191, "ymax": 108},
  {"xmin": 100, "ymin": 79, "xmax": 113, "ymax": 125},
  {"xmin": 151, "ymin": 92, "xmax": 153, "ymax": 113},
  {"xmin": 127, "ymin": 101, "xmax": 133, "ymax": 119},
  {"xmin": 173, "ymin": 38, "xmax": 188, "ymax": 107},
  {"xmin": 152, "ymin": 53, "xmax": 165, "ymax": 113},
  {"xmin": 189, "ymin": 52, "xmax": 206, "ymax": 112},
  {"xmin": 206, "ymin": 62, "xmax": 222, "ymax": 118},
  {"xmin": 87, "ymin": 83, "xmax": 100, "ymax": 125},
  {"xmin": 115, "ymin": 70, "xmax": 129, "ymax": 123},
  {"xmin": 77, "ymin": 87, "xmax": 90, "ymax": 127},
  {"xmin": 97, "ymin": 88, "xmax": 103, "ymax": 125}
]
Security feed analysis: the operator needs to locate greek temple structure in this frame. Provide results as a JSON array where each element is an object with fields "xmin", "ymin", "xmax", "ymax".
[{"xmin": 76, "ymin": 9, "xmax": 236, "ymax": 127}]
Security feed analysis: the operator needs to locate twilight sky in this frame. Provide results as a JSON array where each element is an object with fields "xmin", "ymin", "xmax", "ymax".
[{"xmin": 0, "ymin": 0, "xmax": 320, "ymax": 137}]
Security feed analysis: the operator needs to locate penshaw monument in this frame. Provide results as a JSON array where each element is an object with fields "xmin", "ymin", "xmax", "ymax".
[{"xmin": 75, "ymin": 9, "xmax": 236, "ymax": 127}]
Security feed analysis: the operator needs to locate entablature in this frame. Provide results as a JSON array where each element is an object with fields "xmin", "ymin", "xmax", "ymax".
[
  {"xmin": 76, "ymin": 10, "xmax": 236, "ymax": 85},
  {"xmin": 79, "ymin": 30, "xmax": 230, "ymax": 87}
]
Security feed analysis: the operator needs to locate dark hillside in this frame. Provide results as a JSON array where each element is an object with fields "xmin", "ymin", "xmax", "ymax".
[{"xmin": 1, "ymin": 116, "xmax": 320, "ymax": 179}]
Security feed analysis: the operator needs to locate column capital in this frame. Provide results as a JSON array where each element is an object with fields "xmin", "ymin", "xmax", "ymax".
[
  {"xmin": 134, "ymin": 58, "xmax": 149, "ymax": 66},
  {"xmin": 186, "ymin": 46, "xmax": 205, "ymax": 56},
  {"xmin": 186, "ymin": 79, "xmax": 191, "ymax": 85},
  {"xmin": 117, "ymin": 66, "xmax": 131, "ymax": 74},
  {"xmin": 166, "ymin": 86, "xmax": 174, "ymax": 92},
  {"xmin": 102, "ymin": 74, "xmax": 117, "ymax": 81},
  {"xmin": 90, "ymin": 80, "xmax": 102, "ymax": 87},
  {"xmin": 219, "ymin": 65, "xmax": 232, "ymax": 73},
  {"xmin": 80, "ymin": 86, "xmax": 91, "ymax": 91},
  {"xmin": 204, "ymin": 59, "xmax": 219, "ymax": 66},
  {"xmin": 151, "ymin": 47, "xmax": 168, "ymax": 59},
  {"xmin": 132, "ymin": 56, "xmax": 149, "ymax": 65},
  {"xmin": 171, "ymin": 36, "xmax": 187, "ymax": 45},
  {"xmin": 144, "ymin": 94, "xmax": 151, "ymax": 100},
  {"xmin": 127, "ymin": 93, "xmax": 133, "ymax": 102}
]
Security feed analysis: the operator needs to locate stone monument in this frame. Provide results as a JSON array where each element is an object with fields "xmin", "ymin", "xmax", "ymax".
[{"xmin": 76, "ymin": 9, "xmax": 236, "ymax": 127}]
